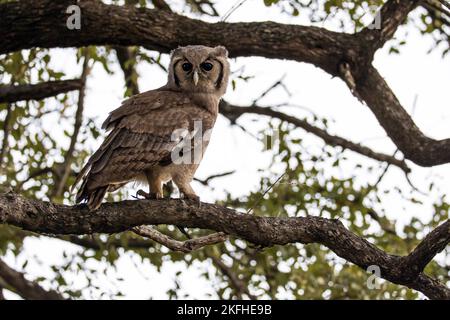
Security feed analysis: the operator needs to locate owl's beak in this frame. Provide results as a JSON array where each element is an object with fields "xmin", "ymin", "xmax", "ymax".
[{"xmin": 193, "ymin": 70, "xmax": 199, "ymax": 86}]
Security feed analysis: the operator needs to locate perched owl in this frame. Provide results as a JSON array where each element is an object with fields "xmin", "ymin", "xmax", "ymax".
[{"xmin": 72, "ymin": 45, "xmax": 230, "ymax": 210}]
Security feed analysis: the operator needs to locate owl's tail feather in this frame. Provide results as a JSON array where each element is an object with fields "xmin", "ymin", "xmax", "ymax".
[
  {"xmin": 75, "ymin": 177, "xmax": 108, "ymax": 211},
  {"xmin": 87, "ymin": 187, "xmax": 108, "ymax": 211},
  {"xmin": 77, "ymin": 186, "xmax": 108, "ymax": 211}
]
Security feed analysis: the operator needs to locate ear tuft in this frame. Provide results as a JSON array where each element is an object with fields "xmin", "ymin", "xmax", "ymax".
[
  {"xmin": 213, "ymin": 46, "xmax": 228, "ymax": 57},
  {"xmin": 170, "ymin": 47, "xmax": 183, "ymax": 57}
]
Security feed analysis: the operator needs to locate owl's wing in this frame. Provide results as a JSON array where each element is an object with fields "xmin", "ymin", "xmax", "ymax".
[
  {"xmin": 73, "ymin": 89, "xmax": 196, "ymax": 207},
  {"xmin": 101, "ymin": 89, "xmax": 190, "ymax": 131}
]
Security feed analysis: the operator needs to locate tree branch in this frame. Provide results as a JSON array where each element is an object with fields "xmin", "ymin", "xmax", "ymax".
[
  {"xmin": 132, "ymin": 225, "xmax": 227, "ymax": 253},
  {"xmin": 360, "ymin": 0, "xmax": 421, "ymax": 56},
  {"xmin": 0, "ymin": 284, "xmax": 5, "ymax": 300},
  {"xmin": 1, "ymin": 0, "xmax": 449, "ymax": 167},
  {"xmin": 209, "ymin": 255, "xmax": 256, "ymax": 300},
  {"xmin": 357, "ymin": 66, "xmax": 450, "ymax": 166},
  {"xmin": 114, "ymin": 46, "xmax": 140, "ymax": 96},
  {"xmin": 194, "ymin": 170, "xmax": 236, "ymax": 186},
  {"xmin": 0, "ymin": 0, "xmax": 355, "ymax": 76},
  {"xmin": 52, "ymin": 52, "xmax": 90, "ymax": 199},
  {"xmin": 0, "ymin": 192, "xmax": 448, "ymax": 299},
  {"xmin": 50, "ymin": 233, "xmax": 255, "ymax": 299},
  {"xmin": 404, "ymin": 220, "xmax": 450, "ymax": 275},
  {"xmin": 60, "ymin": 234, "xmax": 156, "ymax": 251},
  {"xmin": 0, "ymin": 257, "xmax": 65, "ymax": 300},
  {"xmin": 0, "ymin": 103, "xmax": 12, "ymax": 170},
  {"xmin": 0, "ymin": 80, "xmax": 83, "ymax": 103},
  {"xmin": 219, "ymin": 101, "xmax": 410, "ymax": 172}
]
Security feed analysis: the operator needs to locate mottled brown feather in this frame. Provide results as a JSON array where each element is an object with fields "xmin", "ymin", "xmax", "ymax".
[
  {"xmin": 73, "ymin": 45, "xmax": 229, "ymax": 210},
  {"xmin": 74, "ymin": 89, "xmax": 203, "ymax": 205}
]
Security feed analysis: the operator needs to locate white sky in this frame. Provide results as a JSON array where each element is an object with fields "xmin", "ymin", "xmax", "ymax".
[{"xmin": 3, "ymin": 0, "xmax": 449, "ymax": 299}]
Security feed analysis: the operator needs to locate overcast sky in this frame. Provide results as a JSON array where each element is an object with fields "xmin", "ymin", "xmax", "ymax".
[{"xmin": 3, "ymin": 0, "xmax": 450, "ymax": 299}]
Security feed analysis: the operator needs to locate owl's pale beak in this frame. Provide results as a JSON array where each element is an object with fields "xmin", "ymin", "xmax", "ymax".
[{"xmin": 193, "ymin": 70, "xmax": 199, "ymax": 86}]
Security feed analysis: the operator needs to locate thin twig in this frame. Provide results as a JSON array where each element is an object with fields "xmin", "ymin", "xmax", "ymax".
[
  {"xmin": 221, "ymin": 0, "xmax": 249, "ymax": 22},
  {"xmin": 251, "ymin": 75, "xmax": 288, "ymax": 106},
  {"xmin": 194, "ymin": 170, "xmax": 236, "ymax": 186},
  {"xmin": 53, "ymin": 50, "xmax": 91, "ymax": 198},
  {"xmin": 246, "ymin": 173, "xmax": 286, "ymax": 214},
  {"xmin": 132, "ymin": 225, "xmax": 227, "ymax": 253},
  {"xmin": 0, "ymin": 103, "xmax": 12, "ymax": 170},
  {"xmin": 209, "ymin": 255, "xmax": 256, "ymax": 299}
]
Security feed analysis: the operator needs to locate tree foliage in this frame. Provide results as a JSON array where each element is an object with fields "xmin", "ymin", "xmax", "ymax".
[{"xmin": 0, "ymin": 0, "xmax": 448, "ymax": 299}]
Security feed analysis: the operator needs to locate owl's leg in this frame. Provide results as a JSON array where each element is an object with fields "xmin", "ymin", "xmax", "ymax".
[
  {"xmin": 172, "ymin": 176, "xmax": 198, "ymax": 237},
  {"xmin": 136, "ymin": 172, "xmax": 163, "ymax": 199},
  {"xmin": 173, "ymin": 176, "xmax": 200, "ymax": 205}
]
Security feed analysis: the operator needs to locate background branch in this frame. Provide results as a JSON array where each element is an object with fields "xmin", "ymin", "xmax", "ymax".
[
  {"xmin": 0, "ymin": 103, "xmax": 12, "ymax": 170},
  {"xmin": 219, "ymin": 101, "xmax": 410, "ymax": 172},
  {"xmin": 52, "ymin": 51, "xmax": 91, "ymax": 199},
  {"xmin": 0, "ymin": 79, "xmax": 83, "ymax": 103},
  {"xmin": 0, "ymin": 257, "xmax": 65, "ymax": 300}
]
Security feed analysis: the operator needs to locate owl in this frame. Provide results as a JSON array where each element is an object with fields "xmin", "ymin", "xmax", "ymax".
[{"xmin": 72, "ymin": 45, "xmax": 230, "ymax": 210}]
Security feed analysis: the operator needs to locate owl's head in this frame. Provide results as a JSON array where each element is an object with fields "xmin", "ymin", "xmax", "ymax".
[{"xmin": 168, "ymin": 45, "xmax": 230, "ymax": 96}]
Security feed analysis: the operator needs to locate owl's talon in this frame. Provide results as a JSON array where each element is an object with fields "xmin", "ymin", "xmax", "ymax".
[
  {"xmin": 135, "ymin": 190, "xmax": 162, "ymax": 200},
  {"xmin": 178, "ymin": 198, "xmax": 187, "ymax": 207},
  {"xmin": 135, "ymin": 189, "xmax": 150, "ymax": 199},
  {"xmin": 184, "ymin": 194, "xmax": 200, "ymax": 208}
]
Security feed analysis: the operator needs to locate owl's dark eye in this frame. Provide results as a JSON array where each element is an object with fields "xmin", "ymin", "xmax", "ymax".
[
  {"xmin": 201, "ymin": 62, "xmax": 213, "ymax": 71},
  {"xmin": 182, "ymin": 62, "xmax": 192, "ymax": 72}
]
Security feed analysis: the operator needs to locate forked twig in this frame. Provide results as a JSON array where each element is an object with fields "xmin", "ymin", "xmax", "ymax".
[{"xmin": 132, "ymin": 225, "xmax": 227, "ymax": 253}]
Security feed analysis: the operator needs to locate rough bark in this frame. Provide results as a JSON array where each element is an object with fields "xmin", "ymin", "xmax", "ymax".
[
  {"xmin": 1, "ymin": 0, "xmax": 447, "ymax": 167},
  {"xmin": 0, "ymin": 192, "xmax": 448, "ymax": 299},
  {"xmin": 357, "ymin": 67, "xmax": 450, "ymax": 166},
  {"xmin": 359, "ymin": 0, "xmax": 421, "ymax": 58},
  {"xmin": 0, "ymin": 0, "xmax": 448, "ymax": 301}
]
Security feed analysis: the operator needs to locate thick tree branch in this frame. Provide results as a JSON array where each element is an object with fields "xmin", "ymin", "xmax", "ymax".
[
  {"xmin": 357, "ymin": 67, "xmax": 450, "ymax": 166},
  {"xmin": 0, "ymin": 192, "xmax": 448, "ymax": 299},
  {"xmin": 1, "ymin": 0, "xmax": 449, "ymax": 167},
  {"xmin": 0, "ymin": 80, "xmax": 83, "ymax": 103},
  {"xmin": 360, "ymin": 0, "xmax": 421, "ymax": 56},
  {"xmin": 0, "ymin": 0, "xmax": 355, "ymax": 77},
  {"xmin": 219, "ymin": 101, "xmax": 410, "ymax": 172},
  {"xmin": 0, "ymin": 257, "xmax": 65, "ymax": 300},
  {"xmin": 404, "ymin": 220, "xmax": 450, "ymax": 275}
]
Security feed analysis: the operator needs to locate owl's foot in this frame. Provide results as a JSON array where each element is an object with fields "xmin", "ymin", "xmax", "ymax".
[
  {"xmin": 134, "ymin": 189, "xmax": 162, "ymax": 200},
  {"xmin": 183, "ymin": 193, "xmax": 201, "ymax": 208}
]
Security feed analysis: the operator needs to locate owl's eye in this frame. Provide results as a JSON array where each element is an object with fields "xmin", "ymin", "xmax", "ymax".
[
  {"xmin": 182, "ymin": 62, "xmax": 192, "ymax": 72},
  {"xmin": 200, "ymin": 62, "xmax": 213, "ymax": 71}
]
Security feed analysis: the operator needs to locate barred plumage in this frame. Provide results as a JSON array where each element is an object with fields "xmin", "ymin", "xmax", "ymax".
[{"xmin": 72, "ymin": 46, "xmax": 230, "ymax": 209}]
